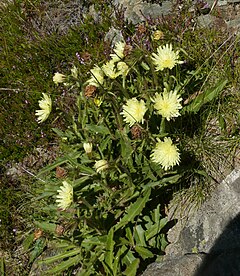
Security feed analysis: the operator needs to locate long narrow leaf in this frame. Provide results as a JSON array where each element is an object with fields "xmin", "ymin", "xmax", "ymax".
[
  {"xmin": 45, "ymin": 255, "xmax": 80, "ymax": 274},
  {"xmin": 104, "ymin": 227, "xmax": 115, "ymax": 274},
  {"xmin": 182, "ymin": 79, "xmax": 227, "ymax": 114},
  {"xmin": 123, "ymin": 258, "xmax": 140, "ymax": 276},
  {"xmin": 38, "ymin": 248, "xmax": 81, "ymax": 265},
  {"xmin": 114, "ymin": 188, "xmax": 151, "ymax": 231}
]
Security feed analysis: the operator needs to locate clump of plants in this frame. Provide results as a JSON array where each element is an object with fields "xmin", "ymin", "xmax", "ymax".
[{"xmin": 27, "ymin": 23, "xmax": 228, "ymax": 274}]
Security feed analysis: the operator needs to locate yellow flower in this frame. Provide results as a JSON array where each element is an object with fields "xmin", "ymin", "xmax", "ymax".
[
  {"xmin": 110, "ymin": 41, "xmax": 126, "ymax": 62},
  {"xmin": 94, "ymin": 97, "xmax": 102, "ymax": 107},
  {"xmin": 56, "ymin": 181, "xmax": 73, "ymax": 210},
  {"xmin": 53, "ymin": 72, "xmax": 66, "ymax": 84},
  {"xmin": 117, "ymin": 61, "xmax": 129, "ymax": 77},
  {"xmin": 35, "ymin": 93, "xmax": 52, "ymax": 123},
  {"xmin": 102, "ymin": 60, "xmax": 120, "ymax": 79},
  {"xmin": 152, "ymin": 30, "xmax": 164, "ymax": 40},
  {"xmin": 153, "ymin": 88, "xmax": 182, "ymax": 121},
  {"xmin": 87, "ymin": 65, "xmax": 104, "ymax": 87},
  {"xmin": 121, "ymin": 98, "xmax": 147, "ymax": 127},
  {"xmin": 152, "ymin": 44, "xmax": 183, "ymax": 71},
  {"xmin": 83, "ymin": 142, "xmax": 93, "ymax": 154},
  {"xmin": 151, "ymin": 137, "xmax": 180, "ymax": 170},
  {"xmin": 94, "ymin": 160, "xmax": 109, "ymax": 173}
]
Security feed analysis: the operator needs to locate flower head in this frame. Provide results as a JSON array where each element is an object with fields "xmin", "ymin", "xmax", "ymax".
[
  {"xmin": 102, "ymin": 60, "xmax": 120, "ymax": 79},
  {"xmin": 53, "ymin": 72, "xmax": 66, "ymax": 84},
  {"xmin": 153, "ymin": 88, "xmax": 182, "ymax": 121},
  {"xmin": 35, "ymin": 93, "xmax": 52, "ymax": 123},
  {"xmin": 110, "ymin": 41, "xmax": 126, "ymax": 62},
  {"xmin": 94, "ymin": 160, "xmax": 109, "ymax": 173},
  {"xmin": 152, "ymin": 44, "xmax": 183, "ymax": 71},
  {"xmin": 83, "ymin": 142, "xmax": 93, "ymax": 154},
  {"xmin": 152, "ymin": 30, "xmax": 164, "ymax": 40},
  {"xmin": 117, "ymin": 61, "xmax": 129, "ymax": 77},
  {"xmin": 151, "ymin": 137, "xmax": 180, "ymax": 170},
  {"xmin": 121, "ymin": 98, "xmax": 147, "ymax": 127},
  {"xmin": 87, "ymin": 65, "xmax": 104, "ymax": 87},
  {"xmin": 56, "ymin": 181, "xmax": 73, "ymax": 210}
]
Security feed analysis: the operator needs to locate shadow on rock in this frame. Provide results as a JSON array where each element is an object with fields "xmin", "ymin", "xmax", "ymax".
[{"xmin": 195, "ymin": 213, "xmax": 240, "ymax": 276}]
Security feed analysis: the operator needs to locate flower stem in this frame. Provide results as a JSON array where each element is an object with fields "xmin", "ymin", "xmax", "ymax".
[{"xmin": 160, "ymin": 117, "xmax": 165, "ymax": 134}]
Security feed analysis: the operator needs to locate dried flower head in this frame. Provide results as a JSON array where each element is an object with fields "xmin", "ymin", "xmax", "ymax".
[
  {"xmin": 137, "ymin": 24, "xmax": 147, "ymax": 34},
  {"xmin": 53, "ymin": 72, "xmax": 66, "ymax": 84},
  {"xmin": 121, "ymin": 98, "xmax": 147, "ymax": 127},
  {"xmin": 81, "ymin": 51, "xmax": 91, "ymax": 62},
  {"xmin": 84, "ymin": 85, "xmax": 97, "ymax": 98},
  {"xmin": 131, "ymin": 125, "xmax": 143, "ymax": 139},
  {"xmin": 153, "ymin": 88, "xmax": 182, "ymax": 121},
  {"xmin": 35, "ymin": 93, "xmax": 52, "ymax": 123},
  {"xmin": 123, "ymin": 44, "xmax": 133, "ymax": 56},
  {"xmin": 152, "ymin": 44, "xmax": 183, "ymax": 71},
  {"xmin": 56, "ymin": 181, "xmax": 73, "ymax": 210},
  {"xmin": 151, "ymin": 137, "xmax": 180, "ymax": 170}
]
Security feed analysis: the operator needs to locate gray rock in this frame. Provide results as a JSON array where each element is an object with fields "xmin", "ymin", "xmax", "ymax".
[
  {"xmin": 167, "ymin": 169, "xmax": 240, "ymax": 256},
  {"xmin": 142, "ymin": 254, "xmax": 205, "ymax": 276},
  {"xmin": 143, "ymin": 169, "xmax": 240, "ymax": 275},
  {"xmin": 113, "ymin": 0, "xmax": 172, "ymax": 24}
]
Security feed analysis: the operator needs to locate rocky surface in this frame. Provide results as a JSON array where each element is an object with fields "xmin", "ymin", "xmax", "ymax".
[{"xmin": 142, "ymin": 169, "xmax": 240, "ymax": 275}]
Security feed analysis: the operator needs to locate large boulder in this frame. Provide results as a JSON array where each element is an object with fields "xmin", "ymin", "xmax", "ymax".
[{"xmin": 142, "ymin": 169, "xmax": 240, "ymax": 275}]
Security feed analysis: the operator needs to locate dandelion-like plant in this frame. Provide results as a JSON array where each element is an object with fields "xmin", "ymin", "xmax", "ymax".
[
  {"xmin": 94, "ymin": 160, "xmax": 109, "ymax": 173},
  {"xmin": 53, "ymin": 72, "xmax": 66, "ymax": 84},
  {"xmin": 35, "ymin": 93, "xmax": 52, "ymax": 123},
  {"xmin": 87, "ymin": 65, "xmax": 104, "ymax": 87},
  {"xmin": 153, "ymin": 88, "xmax": 182, "ymax": 121},
  {"xmin": 110, "ymin": 41, "xmax": 126, "ymax": 62},
  {"xmin": 56, "ymin": 181, "xmax": 73, "ymax": 210},
  {"xmin": 152, "ymin": 44, "xmax": 183, "ymax": 71},
  {"xmin": 151, "ymin": 137, "xmax": 180, "ymax": 170},
  {"xmin": 121, "ymin": 98, "xmax": 147, "ymax": 127}
]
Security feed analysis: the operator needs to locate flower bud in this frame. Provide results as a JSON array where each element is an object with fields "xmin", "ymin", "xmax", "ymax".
[
  {"xmin": 83, "ymin": 142, "xmax": 93, "ymax": 154},
  {"xmin": 94, "ymin": 160, "xmax": 109, "ymax": 173}
]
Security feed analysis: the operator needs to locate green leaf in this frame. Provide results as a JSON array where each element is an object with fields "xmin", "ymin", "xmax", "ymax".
[
  {"xmin": 103, "ymin": 228, "xmax": 115, "ymax": 274},
  {"xmin": 218, "ymin": 113, "xmax": 226, "ymax": 133},
  {"xmin": 135, "ymin": 246, "xmax": 154, "ymax": 260},
  {"xmin": 22, "ymin": 233, "xmax": 34, "ymax": 251},
  {"xmin": 0, "ymin": 257, "xmax": 5, "ymax": 276},
  {"xmin": 122, "ymin": 258, "xmax": 140, "ymax": 276},
  {"xmin": 145, "ymin": 217, "xmax": 168, "ymax": 241},
  {"xmin": 114, "ymin": 188, "xmax": 151, "ymax": 231},
  {"xmin": 45, "ymin": 255, "xmax": 80, "ymax": 274},
  {"xmin": 34, "ymin": 221, "xmax": 56, "ymax": 233},
  {"xmin": 38, "ymin": 248, "xmax": 81, "ymax": 265},
  {"xmin": 134, "ymin": 225, "xmax": 146, "ymax": 247},
  {"xmin": 143, "ymin": 174, "xmax": 182, "ymax": 189},
  {"xmin": 125, "ymin": 226, "xmax": 134, "ymax": 246},
  {"xmin": 29, "ymin": 238, "xmax": 46, "ymax": 264},
  {"xmin": 85, "ymin": 124, "xmax": 110, "ymax": 135},
  {"xmin": 37, "ymin": 152, "xmax": 81, "ymax": 176},
  {"xmin": 183, "ymin": 79, "xmax": 227, "ymax": 113},
  {"xmin": 121, "ymin": 246, "xmax": 136, "ymax": 266},
  {"xmin": 81, "ymin": 236, "xmax": 107, "ymax": 249}
]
